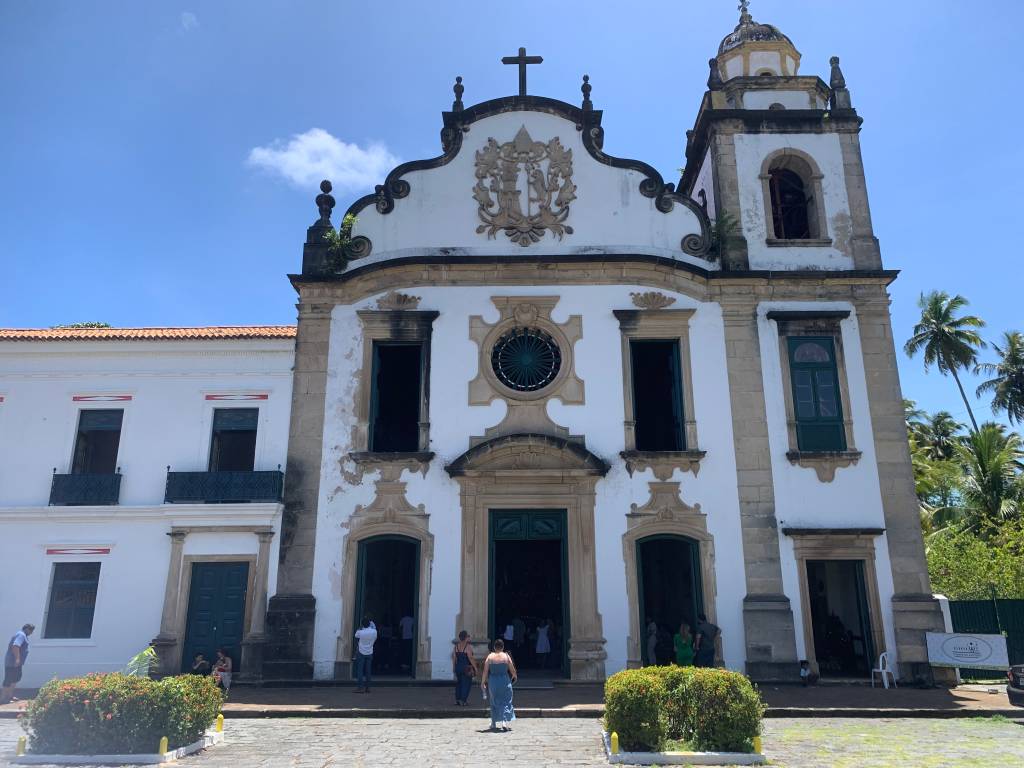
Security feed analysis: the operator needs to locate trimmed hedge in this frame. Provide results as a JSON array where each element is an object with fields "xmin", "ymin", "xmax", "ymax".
[
  {"xmin": 22, "ymin": 673, "xmax": 222, "ymax": 755},
  {"xmin": 604, "ymin": 666, "xmax": 764, "ymax": 754}
]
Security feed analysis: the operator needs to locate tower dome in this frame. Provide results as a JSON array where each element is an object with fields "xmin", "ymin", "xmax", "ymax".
[{"xmin": 715, "ymin": 1, "xmax": 801, "ymax": 81}]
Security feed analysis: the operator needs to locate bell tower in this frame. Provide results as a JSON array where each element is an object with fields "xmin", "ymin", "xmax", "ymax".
[{"xmin": 681, "ymin": 1, "xmax": 881, "ymax": 273}]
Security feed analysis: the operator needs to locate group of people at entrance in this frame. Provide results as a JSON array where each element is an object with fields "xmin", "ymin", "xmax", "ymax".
[
  {"xmin": 647, "ymin": 613, "xmax": 720, "ymax": 668},
  {"xmin": 452, "ymin": 631, "xmax": 517, "ymax": 731}
]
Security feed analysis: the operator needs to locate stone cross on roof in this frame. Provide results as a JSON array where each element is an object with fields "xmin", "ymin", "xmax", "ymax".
[{"xmin": 502, "ymin": 47, "xmax": 543, "ymax": 96}]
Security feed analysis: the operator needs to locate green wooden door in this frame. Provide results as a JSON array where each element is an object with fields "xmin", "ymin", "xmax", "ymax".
[{"xmin": 181, "ymin": 562, "xmax": 249, "ymax": 673}]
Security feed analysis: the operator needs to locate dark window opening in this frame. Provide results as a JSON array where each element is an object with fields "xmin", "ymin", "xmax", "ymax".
[
  {"xmin": 45, "ymin": 562, "xmax": 101, "ymax": 639},
  {"xmin": 71, "ymin": 409, "xmax": 123, "ymax": 474},
  {"xmin": 370, "ymin": 343, "xmax": 423, "ymax": 452},
  {"xmin": 355, "ymin": 538, "xmax": 418, "ymax": 677},
  {"xmin": 788, "ymin": 336, "xmax": 846, "ymax": 451},
  {"xmin": 638, "ymin": 536, "xmax": 702, "ymax": 666},
  {"xmin": 769, "ymin": 168, "xmax": 811, "ymax": 239},
  {"xmin": 209, "ymin": 408, "xmax": 258, "ymax": 471},
  {"xmin": 807, "ymin": 559, "xmax": 874, "ymax": 678},
  {"xmin": 631, "ymin": 340, "xmax": 685, "ymax": 451}
]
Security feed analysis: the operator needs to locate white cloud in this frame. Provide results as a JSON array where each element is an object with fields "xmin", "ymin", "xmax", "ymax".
[
  {"xmin": 247, "ymin": 128, "xmax": 399, "ymax": 193},
  {"xmin": 179, "ymin": 11, "xmax": 198, "ymax": 32}
]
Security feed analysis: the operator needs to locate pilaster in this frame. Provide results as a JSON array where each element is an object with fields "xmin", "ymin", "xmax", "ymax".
[{"xmin": 151, "ymin": 531, "xmax": 187, "ymax": 676}]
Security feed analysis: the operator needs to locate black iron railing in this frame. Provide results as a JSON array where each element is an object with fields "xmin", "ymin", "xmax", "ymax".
[
  {"xmin": 164, "ymin": 469, "xmax": 284, "ymax": 504},
  {"xmin": 49, "ymin": 472, "xmax": 122, "ymax": 506}
]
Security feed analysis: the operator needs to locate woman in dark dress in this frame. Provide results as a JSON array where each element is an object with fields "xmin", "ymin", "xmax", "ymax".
[{"xmin": 451, "ymin": 630, "xmax": 478, "ymax": 705}]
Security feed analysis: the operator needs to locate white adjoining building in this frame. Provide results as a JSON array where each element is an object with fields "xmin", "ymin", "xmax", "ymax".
[{"xmin": 0, "ymin": 7, "xmax": 951, "ymax": 687}]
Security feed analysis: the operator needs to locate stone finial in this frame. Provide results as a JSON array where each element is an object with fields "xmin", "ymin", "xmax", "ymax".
[
  {"xmin": 738, "ymin": 0, "xmax": 752, "ymax": 24},
  {"xmin": 581, "ymin": 74, "xmax": 593, "ymax": 111},
  {"xmin": 453, "ymin": 76, "xmax": 464, "ymax": 112},
  {"xmin": 707, "ymin": 57, "xmax": 723, "ymax": 90},
  {"xmin": 828, "ymin": 55, "xmax": 852, "ymax": 110},
  {"xmin": 315, "ymin": 179, "xmax": 335, "ymax": 225}
]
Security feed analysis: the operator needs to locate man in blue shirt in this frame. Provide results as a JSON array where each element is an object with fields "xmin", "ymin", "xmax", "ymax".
[{"xmin": 2, "ymin": 623, "xmax": 35, "ymax": 704}]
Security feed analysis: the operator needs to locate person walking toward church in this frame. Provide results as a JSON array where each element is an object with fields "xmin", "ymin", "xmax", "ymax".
[
  {"xmin": 1, "ymin": 623, "xmax": 34, "ymax": 705},
  {"xmin": 452, "ymin": 630, "xmax": 478, "ymax": 705},
  {"xmin": 694, "ymin": 613, "xmax": 720, "ymax": 667},
  {"xmin": 673, "ymin": 622, "xmax": 695, "ymax": 666},
  {"xmin": 481, "ymin": 639, "xmax": 517, "ymax": 731},
  {"xmin": 535, "ymin": 618, "xmax": 552, "ymax": 668},
  {"xmin": 354, "ymin": 616, "xmax": 377, "ymax": 693}
]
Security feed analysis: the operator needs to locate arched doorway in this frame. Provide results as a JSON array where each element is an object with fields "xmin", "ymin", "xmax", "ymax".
[
  {"xmin": 636, "ymin": 535, "xmax": 704, "ymax": 666},
  {"xmin": 354, "ymin": 535, "xmax": 419, "ymax": 677}
]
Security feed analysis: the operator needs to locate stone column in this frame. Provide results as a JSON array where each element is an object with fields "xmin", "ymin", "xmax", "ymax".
[
  {"xmin": 855, "ymin": 291, "xmax": 954, "ymax": 684},
  {"xmin": 241, "ymin": 530, "xmax": 274, "ymax": 680},
  {"xmin": 719, "ymin": 294, "xmax": 798, "ymax": 680},
  {"xmin": 838, "ymin": 126, "xmax": 883, "ymax": 270},
  {"xmin": 151, "ymin": 531, "xmax": 187, "ymax": 676},
  {"xmin": 709, "ymin": 127, "xmax": 750, "ymax": 271},
  {"xmin": 566, "ymin": 482, "xmax": 607, "ymax": 681}
]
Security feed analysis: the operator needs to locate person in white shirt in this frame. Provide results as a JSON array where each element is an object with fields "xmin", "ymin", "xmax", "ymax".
[
  {"xmin": 2, "ymin": 623, "xmax": 35, "ymax": 705},
  {"xmin": 354, "ymin": 616, "xmax": 378, "ymax": 693}
]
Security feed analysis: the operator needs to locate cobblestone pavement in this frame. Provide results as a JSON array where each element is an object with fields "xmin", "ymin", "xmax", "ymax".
[{"xmin": 2, "ymin": 716, "xmax": 1023, "ymax": 767}]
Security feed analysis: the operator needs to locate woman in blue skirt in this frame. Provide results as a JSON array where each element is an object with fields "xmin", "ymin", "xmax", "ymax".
[{"xmin": 481, "ymin": 638, "xmax": 518, "ymax": 731}]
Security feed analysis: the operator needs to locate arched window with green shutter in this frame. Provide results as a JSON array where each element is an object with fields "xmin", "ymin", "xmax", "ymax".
[{"xmin": 787, "ymin": 336, "xmax": 846, "ymax": 451}]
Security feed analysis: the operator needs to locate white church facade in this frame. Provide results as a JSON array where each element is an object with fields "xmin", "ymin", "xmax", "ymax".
[{"xmin": 0, "ymin": 8, "xmax": 951, "ymax": 687}]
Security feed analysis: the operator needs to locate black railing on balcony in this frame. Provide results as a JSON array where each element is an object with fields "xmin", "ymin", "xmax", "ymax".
[
  {"xmin": 164, "ymin": 469, "xmax": 284, "ymax": 504},
  {"xmin": 49, "ymin": 472, "xmax": 122, "ymax": 506}
]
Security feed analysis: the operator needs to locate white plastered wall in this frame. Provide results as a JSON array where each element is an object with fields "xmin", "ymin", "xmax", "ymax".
[
  {"xmin": 691, "ymin": 148, "xmax": 717, "ymax": 220},
  {"xmin": 733, "ymin": 132, "xmax": 855, "ymax": 270},
  {"xmin": 757, "ymin": 302, "xmax": 898, "ymax": 666},
  {"xmin": 310, "ymin": 285, "xmax": 750, "ymax": 679}
]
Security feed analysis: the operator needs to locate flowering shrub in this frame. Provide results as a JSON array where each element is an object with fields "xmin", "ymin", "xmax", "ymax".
[{"xmin": 21, "ymin": 673, "xmax": 222, "ymax": 755}]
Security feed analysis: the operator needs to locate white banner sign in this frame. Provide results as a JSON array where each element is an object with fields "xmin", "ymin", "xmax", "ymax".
[{"xmin": 926, "ymin": 632, "xmax": 1009, "ymax": 669}]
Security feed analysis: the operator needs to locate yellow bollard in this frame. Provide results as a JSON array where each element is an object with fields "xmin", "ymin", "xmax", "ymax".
[
  {"xmin": 753, "ymin": 736, "xmax": 763, "ymax": 754},
  {"xmin": 16, "ymin": 736, "xmax": 26, "ymax": 756},
  {"xmin": 610, "ymin": 731, "xmax": 620, "ymax": 754},
  {"xmin": 158, "ymin": 736, "xmax": 168, "ymax": 755},
  {"xmin": 216, "ymin": 713, "xmax": 224, "ymax": 733}
]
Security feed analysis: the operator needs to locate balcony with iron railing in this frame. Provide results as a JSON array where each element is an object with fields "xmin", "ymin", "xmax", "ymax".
[
  {"xmin": 163, "ymin": 466, "xmax": 284, "ymax": 504},
  {"xmin": 49, "ymin": 469, "xmax": 122, "ymax": 506}
]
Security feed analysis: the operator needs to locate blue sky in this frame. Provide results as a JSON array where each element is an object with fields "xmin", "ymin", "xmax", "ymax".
[{"xmin": 0, "ymin": 0, "xmax": 1018, "ymax": 428}]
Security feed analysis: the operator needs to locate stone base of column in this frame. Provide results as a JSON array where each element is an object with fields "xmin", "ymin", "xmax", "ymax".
[
  {"xmin": 240, "ymin": 633, "xmax": 267, "ymax": 681},
  {"xmin": 263, "ymin": 593, "xmax": 316, "ymax": 681},
  {"xmin": 568, "ymin": 637, "xmax": 607, "ymax": 681},
  {"xmin": 149, "ymin": 634, "xmax": 179, "ymax": 678},
  {"xmin": 892, "ymin": 594, "xmax": 957, "ymax": 686},
  {"xmin": 743, "ymin": 594, "xmax": 800, "ymax": 682}
]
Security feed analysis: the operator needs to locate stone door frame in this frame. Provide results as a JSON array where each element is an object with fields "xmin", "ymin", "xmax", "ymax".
[{"xmin": 445, "ymin": 434, "xmax": 609, "ymax": 680}]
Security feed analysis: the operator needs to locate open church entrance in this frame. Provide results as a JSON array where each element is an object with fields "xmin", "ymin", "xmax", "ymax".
[
  {"xmin": 354, "ymin": 536, "xmax": 419, "ymax": 677},
  {"xmin": 489, "ymin": 510, "xmax": 569, "ymax": 677},
  {"xmin": 806, "ymin": 559, "xmax": 874, "ymax": 678},
  {"xmin": 637, "ymin": 535, "xmax": 703, "ymax": 666}
]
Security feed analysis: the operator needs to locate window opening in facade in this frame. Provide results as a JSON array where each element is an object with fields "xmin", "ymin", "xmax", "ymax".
[
  {"xmin": 369, "ymin": 343, "xmax": 423, "ymax": 452},
  {"xmin": 769, "ymin": 168, "xmax": 811, "ymax": 239},
  {"xmin": 788, "ymin": 336, "xmax": 846, "ymax": 451},
  {"xmin": 630, "ymin": 340, "xmax": 685, "ymax": 451},
  {"xmin": 44, "ymin": 562, "xmax": 101, "ymax": 639},
  {"xmin": 208, "ymin": 408, "xmax": 258, "ymax": 471},
  {"xmin": 71, "ymin": 409, "xmax": 123, "ymax": 474}
]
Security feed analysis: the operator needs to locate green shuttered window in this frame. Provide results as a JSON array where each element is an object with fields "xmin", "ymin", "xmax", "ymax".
[
  {"xmin": 44, "ymin": 562, "xmax": 101, "ymax": 639},
  {"xmin": 787, "ymin": 336, "xmax": 846, "ymax": 451}
]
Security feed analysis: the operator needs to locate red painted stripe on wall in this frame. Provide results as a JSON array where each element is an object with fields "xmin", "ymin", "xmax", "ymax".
[
  {"xmin": 46, "ymin": 547, "xmax": 111, "ymax": 556},
  {"xmin": 204, "ymin": 394, "xmax": 269, "ymax": 400},
  {"xmin": 72, "ymin": 395, "xmax": 133, "ymax": 402}
]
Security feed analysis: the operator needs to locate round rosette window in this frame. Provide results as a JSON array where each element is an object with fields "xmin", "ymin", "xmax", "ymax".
[{"xmin": 490, "ymin": 327, "xmax": 562, "ymax": 392}]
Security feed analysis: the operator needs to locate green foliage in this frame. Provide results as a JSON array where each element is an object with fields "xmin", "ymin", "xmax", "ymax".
[
  {"xmin": 22, "ymin": 673, "xmax": 222, "ymax": 755},
  {"xmin": 121, "ymin": 646, "xmax": 158, "ymax": 677},
  {"xmin": 927, "ymin": 522, "xmax": 1024, "ymax": 599},
  {"xmin": 604, "ymin": 668, "xmax": 666, "ymax": 752},
  {"xmin": 322, "ymin": 213, "xmax": 359, "ymax": 271},
  {"xmin": 50, "ymin": 322, "xmax": 112, "ymax": 329},
  {"xmin": 706, "ymin": 211, "xmax": 739, "ymax": 261},
  {"xmin": 604, "ymin": 666, "xmax": 764, "ymax": 754},
  {"xmin": 676, "ymin": 668, "xmax": 764, "ymax": 753},
  {"xmin": 976, "ymin": 330, "xmax": 1024, "ymax": 425}
]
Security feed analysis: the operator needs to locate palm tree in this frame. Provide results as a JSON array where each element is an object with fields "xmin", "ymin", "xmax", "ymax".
[
  {"xmin": 919, "ymin": 411, "xmax": 964, "ymax": 461},
  {"xmin": 976, "ymin": 330, "xmax": 1024, "ymax": 425},
  {"xmin": 904, "ymin": 291, "xmax": 987, "ymax": 432},
  {"xmin": 948, "ymin": 425, "xmax": 1024, "ymax": 536}
]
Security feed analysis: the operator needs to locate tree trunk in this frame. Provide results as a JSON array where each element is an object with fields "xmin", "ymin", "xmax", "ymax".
[{"xmin": 950, "ymin": 367, "xmax": 979, "ymax": 433}]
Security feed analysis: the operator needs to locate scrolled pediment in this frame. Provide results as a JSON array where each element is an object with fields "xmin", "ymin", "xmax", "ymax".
[{"xmin": 444, "ymin": 433, "xmax": 609, "ymax": 477}]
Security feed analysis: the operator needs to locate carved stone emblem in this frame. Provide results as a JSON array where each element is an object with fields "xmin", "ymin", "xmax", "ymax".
[
  {"xmin": 474, "ymin": 126, "xmax": 576, "ymax": 246},
  {"xmin": 630, "ymin": 291, "xmax": 676, "ymax": 310},
  {"xmin": 376, "ymin": 291, "xmax": 421, "ymax": 311}
]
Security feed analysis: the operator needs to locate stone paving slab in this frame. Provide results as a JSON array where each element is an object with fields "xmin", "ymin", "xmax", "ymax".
[{"xmin": 3, "ymin": 716, "xmax": 1024, "ymax": 768}]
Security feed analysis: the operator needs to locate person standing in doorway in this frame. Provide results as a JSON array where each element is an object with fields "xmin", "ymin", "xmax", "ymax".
[
  {"xmin": 646, "ymin": 619, "xmax": 659, "ymax": 666},
  {"xmin": 354, "ymin": 616, "xmax": 378, "ymax": 693},
  {"xmin": 535, "ymin": 618, "xmax": 552, "ymax": 669},
  {"xmin": 451, "ymin": 630, "xmax": 478, "ymax": 705},
  {"xmin": 399, "ymin": 614, "xmax": 415, "ymax": 673},
  {"xmin": 481, "ymin": 638, "xmax": 517, "ymax": 732},
  {"xmin": 673, "ymin": 622, "xmax": 695, "ymax": 666},
  {"xmin": 694, "ymin": 613, "xmax": 720, "ymax": 668},
  {"xmin": 1, "ymin": 624, "xmax": 34, "ymax": 705},
  {"xmin": 512, "ymin": 616, "xmax": 526, "ymax": 655}
]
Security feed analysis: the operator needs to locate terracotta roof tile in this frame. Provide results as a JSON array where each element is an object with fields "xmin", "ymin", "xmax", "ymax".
[{"xmin": 0, "ymin": 326, "xmax": 297, "ymax": 341}]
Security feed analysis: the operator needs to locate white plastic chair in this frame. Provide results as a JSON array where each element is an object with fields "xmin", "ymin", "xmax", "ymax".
[{"xmin": 871, "ymin": 652, "xmax": 897, "ymax": 689}]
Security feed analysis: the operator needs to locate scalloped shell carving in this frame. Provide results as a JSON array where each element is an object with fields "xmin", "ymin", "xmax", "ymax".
[{"xmin": 630, "ymin": 291, "xmax": 676, "ymax": 310}]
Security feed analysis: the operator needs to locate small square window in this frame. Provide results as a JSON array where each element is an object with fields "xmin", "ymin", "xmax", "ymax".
[
  {"xmin": 71, "ymin": 409, "xmax": 123, "ymax": 474},
  {"xmin": 209, "ymin": 408, "xmax": 258, "ymax": 471},
  {"xmin": 44, "ymin": 562, "xmax": 101, "ymax": 639}
]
